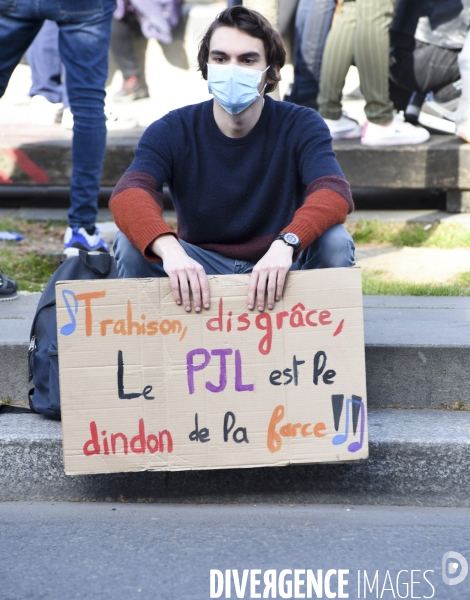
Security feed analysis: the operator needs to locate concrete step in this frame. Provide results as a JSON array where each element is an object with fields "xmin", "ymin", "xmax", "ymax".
[
  {"xmin": 1, "ymin": 408, "xmax": 469, "ymax": 506},
  {"xmin": 1, "ymin": 133, "xmax": 468, "ymax": 211},
  {"xmin": 1, "ymin": 294, "xmax": 469, "ymax": 410},
  {"xmin": 363, "ymin": 296, "xmax": 470, "ymax": 409},
  {"xmin": 333, "ymin": 137, "xmax": 470, "ymax": 212}
]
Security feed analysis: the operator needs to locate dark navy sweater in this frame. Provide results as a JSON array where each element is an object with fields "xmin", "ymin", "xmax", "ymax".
[{"xmin": 110, "ymin": 96, "xmax": 353, "ymax": 262}]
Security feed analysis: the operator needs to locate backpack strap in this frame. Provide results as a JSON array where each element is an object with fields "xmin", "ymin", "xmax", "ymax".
[
  {"xmin": 78, "ymin": 250, "xmax": 115, "ymax": 277},
  {"xmin": 28, "ymin": 388, "xmax": 39, "ymax": 413},
  {"xmin": 0, "ymin": 404, "xmax": 32, "ymax": 414}
]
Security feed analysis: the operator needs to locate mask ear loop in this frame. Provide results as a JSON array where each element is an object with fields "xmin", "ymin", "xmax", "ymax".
[{"xmin": 260, "ymin": 66, "xmax": 270, "ymax": 96}]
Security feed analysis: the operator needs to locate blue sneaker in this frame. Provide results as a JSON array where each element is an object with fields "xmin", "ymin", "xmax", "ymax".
[
  {"xmin": 0, "ymin": 270, "xmax": 18, "ymax": 301},
  {"xmin": 64, "ymin": 226, "xmax": 110, "ymax": 252}
]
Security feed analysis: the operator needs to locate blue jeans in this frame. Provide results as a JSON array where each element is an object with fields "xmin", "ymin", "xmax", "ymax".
[
  {"xmin": 0, "ymin": 0, "xmax": 115, "ymax": 230},
  {"xmin": 287, "ymin": 0, "xmax": 336, "ymax": 108},
  {"xmin": 27, "ymin": 20, "xmax": 69, "ymax": 107},
  {"xmin": 113, "ymin": 225, "xmax": 356, "ymax": 278}
]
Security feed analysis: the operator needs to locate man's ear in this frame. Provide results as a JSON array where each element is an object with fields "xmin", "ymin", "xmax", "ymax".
[{"xmin": 266, "ymin": 65, "xmax": 280, "ymax": 85}]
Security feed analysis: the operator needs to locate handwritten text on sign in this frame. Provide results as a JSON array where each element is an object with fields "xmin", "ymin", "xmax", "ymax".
[{"xmin": 56, "ymin": 270, "xmax": 368, "ymax": 475}]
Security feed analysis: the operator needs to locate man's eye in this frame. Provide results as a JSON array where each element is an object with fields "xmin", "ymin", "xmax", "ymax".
[{"xmin": 214, "ymin": 57, "xmax": 225, "ymax": 63}]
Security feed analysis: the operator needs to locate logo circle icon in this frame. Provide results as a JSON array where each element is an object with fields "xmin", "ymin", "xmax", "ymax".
[{"xmin": 442, "ymin": 551, "xmax": 468, "ymax": 586}]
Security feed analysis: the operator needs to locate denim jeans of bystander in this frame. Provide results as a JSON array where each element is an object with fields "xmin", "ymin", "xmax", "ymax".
[{"xmin": 0, "ymin": 0, "xmax": 115, "ymax": 231}]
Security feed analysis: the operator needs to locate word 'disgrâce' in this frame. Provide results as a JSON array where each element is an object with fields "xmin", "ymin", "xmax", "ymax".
[{"xmin": 206, "ymin": 298, "xmax": 345, "ymax": 355}]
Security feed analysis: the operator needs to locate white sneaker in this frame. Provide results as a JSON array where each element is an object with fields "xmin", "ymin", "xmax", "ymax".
[
  {"xmin": 30, "ymin": 95, "xmax": 64, "ymax": 125},
  {"xmin": 455, "ymin": 97, "xmax": 470, "ymax": 142},
  {"xmin": 456, "ymin": 120, "xmax": 470, "ymax": 143},
  {"xmin": 105, "ymin": 108, "xmax": 138, "ymax": 130},
  {"xmin": 361, "ymin": 113, "xmax": 430, "ymax": 146},
  {"xmin": 61, "ymin": 106, "xmax": 137, "ymax": 130},
  {"xmin": 61, "ymin": 107, "xmax": 74, "ymax": 130},
  {"xmin": 323, "ymin": 114, "xmax": 362, "ymax": 140}
]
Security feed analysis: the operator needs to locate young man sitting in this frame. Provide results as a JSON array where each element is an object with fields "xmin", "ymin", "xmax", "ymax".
[{"xmin": 110, "ymin": 6, "xmax": 355, "ymax": 314}]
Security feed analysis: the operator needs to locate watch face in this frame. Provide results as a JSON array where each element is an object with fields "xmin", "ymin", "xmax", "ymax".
[{"xmin": 284, "ymin": 233, "xmax": 300, "ymax": 246}]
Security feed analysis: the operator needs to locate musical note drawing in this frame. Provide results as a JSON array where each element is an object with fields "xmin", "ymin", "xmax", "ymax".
[
  {"xmin": 332, "ymin": 394, "xmax": 344, "ymax": 431},
  {"xmin": 60, "ymin": 290, "xmax": 78, "ymax": 336},
  {"xmin": 332, "ymin": 395, "xmax": 365, "ymax": 453}
]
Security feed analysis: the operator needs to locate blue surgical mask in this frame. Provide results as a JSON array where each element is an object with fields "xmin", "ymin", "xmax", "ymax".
[{"xmin": 207, "ymin": 63, "xmax": 270, "ymax": 115}]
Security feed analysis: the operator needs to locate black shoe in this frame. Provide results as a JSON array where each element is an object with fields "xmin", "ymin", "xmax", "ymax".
[
  {"xmin": 113, "ymin": 76, "xmax": 149, "ymax": 103},
  {"xmin": 0, "ymin": 270, "xmax": 18, "ymax": 301}
]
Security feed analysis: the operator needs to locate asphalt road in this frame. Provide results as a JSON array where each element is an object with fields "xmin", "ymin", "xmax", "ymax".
[{"xmin": 0, "ymin": 503, "xmax": 469, "ymax": 600}]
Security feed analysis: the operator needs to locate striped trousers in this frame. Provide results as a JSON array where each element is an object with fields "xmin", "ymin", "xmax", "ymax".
[{"xmin": 318, "ymin": 0, "xmax": 395, "ymax": 124}]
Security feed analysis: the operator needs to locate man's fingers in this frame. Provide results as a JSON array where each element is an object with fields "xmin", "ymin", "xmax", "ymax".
[
  {"xmin": 275, "ymin": 267, "xmax": 287, "ymax": 303},
  {"xmin": 178, "ymin": 271, "xmax": 191, "ymax": 311},
  {"xmin": 247, "ymin": 270, "xmax": 259, "ymax": 310},
  {"xmin": 168, "ymin": 269, "xmax": 182, "ymax": 306},
  {"xmin": 162, "ymin": 252, "xmax": 209, "ymax": 312},
  {"xmin": 199, "ymin": 268, "xmax": 211, "ymax": 309},
  {"xmin": 266, "ymin": 269, "xmax": 278, "ymax": 310},
  {"xmin": 186, "ymin": 264, "xmax": 202, "ymax": 312},
  {"xmin": 255, "ymin": 266, "xmax": 269, "ymax": 311}
]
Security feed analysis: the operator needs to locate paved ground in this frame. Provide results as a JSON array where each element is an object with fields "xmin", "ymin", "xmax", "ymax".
[
  {"xmin": 356, "ymin": 246, "xmax": 470, "ymax": 284},
  {"xmin": 0, "ymin": 503, "xmax": 469, "ymax": 600}
]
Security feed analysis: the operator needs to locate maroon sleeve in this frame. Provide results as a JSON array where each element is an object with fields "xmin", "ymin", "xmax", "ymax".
[
  {"xmin": 280, "ymin": 175, "xmax": 353, "ymax": 250},
  {"xmin": 109, "ymin": 171, "xmax": 177, "ymax": 261}
]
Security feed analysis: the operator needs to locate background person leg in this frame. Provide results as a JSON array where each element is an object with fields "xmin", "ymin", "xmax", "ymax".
[
  {"xmin": 0, "ymin": 13, "xmax": 42, "ymax": 97},
  {"xmin": 111, "ymin": 16, "xmax": 149, "ymax": 102},
  {"xmin": 27, "ymin": 20, "xmax": 64, "ymax": 104},
  {"xmin": 58, "ymin": 1, "xmax": 114, "ymax": 250},
  {"xmin": 390, "ymin": 43, "xmax": 459, "ymax": 104},
  {"xmin": 317, "ymin": 2, "xmax": 362, "ymax": 139},
  {"xmin": 355, "ymin": 0, "xmax": 430, "ymax": 145},
  {"xmin": 317, "ymin": 1, "xmax": 356, "ymax": 121},
  {"xmin": 285, "ymin": 0, "xmax": 336, "ymax": 109},
  {"xmin": 27, "ymin": 20, "xmax": 69, "ymax": 124},
  {"xmin": 354, "ymin": 0, "xmax": 394, "ymax": 124}
]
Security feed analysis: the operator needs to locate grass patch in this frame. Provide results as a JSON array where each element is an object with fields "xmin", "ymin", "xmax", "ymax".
[
  {"xmin": 456, "ymin": 271, "xmax": 470, "ymax": 287},
  {"xmin": 363, "ymin": 270, "xmax": 470, "ymax": 296},
  {"xmin": 0, "ymin": 248, "xmax": 56, "ymax": 292},
  {"xmin": 0, "ymin": 217, "xmax": 65, "ymax": 291},
  {"xmin": 0, "ymin": 217, "xmax": 67, "ymax": 231},
  {"xmin": 347, "ymin": 220, "xmax": 470, "ymax": 248}
]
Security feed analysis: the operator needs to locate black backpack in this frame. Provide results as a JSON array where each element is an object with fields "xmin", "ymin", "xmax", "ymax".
[{"xmin": 28, "ymin": 251, "xmax": 119, "ymax": 420}]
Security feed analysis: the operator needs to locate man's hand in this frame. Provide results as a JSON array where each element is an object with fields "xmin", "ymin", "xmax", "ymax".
[
  {"xmin": 248, "ymin": 240, "xmax": 294, "ymax": 312},
  {"xmin": 151, "ymin": 235, "xmax": 210, "ymax": 312}
]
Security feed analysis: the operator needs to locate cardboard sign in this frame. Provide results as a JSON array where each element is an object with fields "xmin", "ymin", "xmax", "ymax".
[{"xmin": 56, "ymin": 268, "xmax": 368, "ymax": 475}]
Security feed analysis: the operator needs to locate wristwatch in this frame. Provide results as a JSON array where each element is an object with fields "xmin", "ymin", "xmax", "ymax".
[{"xmin": 275, "ymin": 232, "xmax": 301, "ymax": 253}]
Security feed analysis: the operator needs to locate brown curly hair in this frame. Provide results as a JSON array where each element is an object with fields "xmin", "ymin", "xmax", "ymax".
[{"xmin": 197, "ymin": 6, "xmax": 286, "ymax": 94}]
